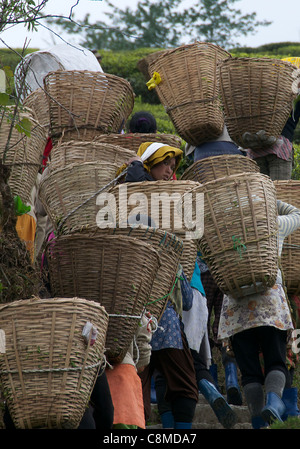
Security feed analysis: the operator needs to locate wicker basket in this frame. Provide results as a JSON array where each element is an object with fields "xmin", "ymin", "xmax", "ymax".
[
  {"xmin": 181, "ymin": 154, "xmax": 260, "ymax": 184},
  {"xmin": 147, "ymin": 42, "xmax": 231, "ymax": 146},
  {"xmin": 44, "ymin": 70, "xmax": 134, "ymax": 143},
  {"xmin": 193, "ymin": 172, "xmax": 279, "ymax": 298},
  {"xmin": 95, "ymin": 132, "xmax": 182, "ymax": 152},
  {"xmin": 0, "ymin": 297, "xmax": 108, "ymax": 429},
  {"xmin": 84, "ymin": 225, "xmax": 183, "ymax": 320},
  {"xmin": 274, "ymin": 180, "xmax": 300, "ymax": 295},
  {"xmin": 0, "ymin": 107, "xmax": 47, "ymax": 205},
  {"xmin": 23, "ymin": 88, "xmax": 50, "ymax": 130},
  {"xmin": 218, "ymin": 57, "xmax": 300, "ymax": 149},
  {"xmin": 108, "ymin": 180, "xmax": 200, "ymax": 279},
  {"xmin": 38, "ymin": 161, "xmax": 119, "ymax": 233},
  {"xmin": 50, "ymin": 140, "xmax": 136, "ymax": 171},
  {"xmin": 45, "ymin": 234, "xmax": 161, "ymax": 363},
  {"xmin": 137, "ymin": 50, "xmax": 172, "ymax": 80}
]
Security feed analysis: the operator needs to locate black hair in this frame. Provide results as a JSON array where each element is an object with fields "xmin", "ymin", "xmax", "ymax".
[{"xmin": 128, "ymin": 111, "xmax": 157, "ymax": 133}]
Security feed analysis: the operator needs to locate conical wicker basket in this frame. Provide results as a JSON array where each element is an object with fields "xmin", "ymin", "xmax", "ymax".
[
  {"xmin": 44, "ymin": 70, "xmax": 134, "ymax": 143},
  {"xmin": 50, "ymin": 140, "xmax": 136, "ymax": 171},
  {"xmin": 38, "ymin": 161, "xmax": 119, "ymax": 233},
  {"xmin": 192, "ymin": 172, "xmax": 279, "ymax": 298},
  {"xmin": 85, "ymin": 225, "xmax": 184, "ymax": 321},
  {"xmin": 137, "ymin": 49, "xmax": 172, "ymax": 80},
  {"xmin": 108, "ymin": 180, "xmax": 201, "ymax": 279},
  {"xmin": 274, "ymin": 180, "xmax": 300, "ymax": 296},
  {"xmin": 181, "ymin": 154, "xmax": 260, "ymax": 184},
  {"xmin": 218, "ymin": 57, "xmax": 300, "ymax": 149},
  {"xmin": 45, "ymin": 234, "xmax": 161, "ymax": 363},
  {"xmin": 95, "ymin": 132, "xmax": 182, "ymax": 152},
  {"xmin": 0, "ymin": 107, "xmax": 47, "ymax": 205},
  {"xmin": 147, "ymin": 42, "xmax": 231, "ymax": 146},
  {"xmin": 0, "ymin": 297, "xmax": 108, "ymax": 429}
]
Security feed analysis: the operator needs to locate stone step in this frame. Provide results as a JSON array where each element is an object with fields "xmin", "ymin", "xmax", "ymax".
[{"xmin": 147, "ymin": 394, "xmax": 252, "ymax": 429}]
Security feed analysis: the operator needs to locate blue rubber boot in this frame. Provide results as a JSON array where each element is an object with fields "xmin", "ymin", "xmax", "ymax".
[
  {"xmin": 174, "ymin": 421, "xmax": 192, "ymax": 429},
  {"xmin": 198, "ymin": 379, "xmax": 237, "ymax": 429},
  {"xmin": 225, "ymin": 362, "xmax": 243, "ymax": 406},
  {"xmin": 160, "ymin": 411, "xmax": 174, "ymax": 428},
  {"xmin": 251, "ymin": 416, "xmax": 267, "ymax": 429},
  {"xmin": 261, "ymin": 392, "xmax": 286, "ymax": 425},
  {"xmin": 281, "ymin": 387, "xmax": 300, "ymax": 421},
  {"xmin": 209, "ymin": 363, "xmax": 220, "ymax": 391},
  {"xmin": 150, "ymin": 376, "xmax": 157, "ymax": 404}
]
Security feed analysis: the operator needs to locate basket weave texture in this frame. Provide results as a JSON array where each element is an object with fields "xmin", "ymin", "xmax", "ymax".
[
  {"xmin": 181, "ymin": 154, "xmax": 260, "ymax": 184},
  {"xmin": 218, "ymin": 57, "xmax": 300, "ymax": 149},
  {"xmin": 0, "ymin": 107, "xmax": 47, "ymax": 204},
  {"xmin": 108, "ymin": 180, "xmax": 200, "ymax": 279},
  {"xmin": 23, "ymin": 88, "xmax": 50, "ymax": 129},
  {"xmin": 0, "ymin": 297, "xmax": 108, "ymax": 429},
  {"xmin": 50, "ymin": 140, "xmax": 136, "ymax": 171},
  {"xmin": 137, "ymin": 49, "xmax": 171, "ymax": 80},
  {"xmin": 44, "ymin": 70, "xmax": 134, "ymax": 143},
  {"xmin": 147, "ymin": 42, "xmax": 231, "ymax": 146},
  {"xmin": 45, "ymin": 234, "xmax": 161, "ymax": 363},
  {"xmin": 87, "ymin": 226, "xmax": 183, "ymax": 320},
  {"xmin": 274, "ymin": 180, "xmax": 300, "ymax": 295},
  {"xmin": 39, "ymin": 161, "xmax": 119, "ymax": 233},
  {"xmin": 194, "ymin": 172, "xmax": 278, "ymax": 298},
  {"xmin": 95, "ymin": 132, "xmax": 182, "ymax": 152}
]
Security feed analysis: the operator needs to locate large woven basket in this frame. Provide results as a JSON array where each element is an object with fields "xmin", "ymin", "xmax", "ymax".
[
  {"xmin": 44, "ymin": 70, "xmax": 134, "ymax": 143},
  {"xmin": 147, "ymin": 42, "xmax": 231, "ymax": 146},
  {"xmin": 218, "ymin": 57, "xmax": 300, "ymax": 149},
  {"xmin": 0, "ymin": 107, "xmax": 47, "ymax": 205},
  {"xmin": 45, "ymin": 234, "xmax": 161, "ymax": 363},
  {"xmin": 38, "ymin": 161, "xmax": 119, "ymax": 233},
  {"xmin": 192, "ymin": 172, "xmax": 279, "ymax": 298},
  {"xmin": 23, "ymin": 88, "xmax": 50, "ymax": 130},
  {"xmin": 108, "ymin": 180, "xmax": 200, "ymax": 279},
  {"xmin": 0, "ymin": 297, "xmax": 108, "ymax": 429},
  {"xmin": 137, "ymin": 50, "xmax": 172, "ymax": 80},
  {"xmin": 95, "ymin": 132, "xmax": 182, "ymax": 152},
  {"xmin": 87, "ymin": 225, "xmax": 183, "ymax": 320},
  {"xmin": 181, "ymin": 154, "xmax": 260, "ymax": 184},
  {"xmin": 50, "ymin": 140, "xmax": 136, "ymax": 171},
  {"xmin": 274, "ymin": 180, "xmax": 300, "ymax": 295}
]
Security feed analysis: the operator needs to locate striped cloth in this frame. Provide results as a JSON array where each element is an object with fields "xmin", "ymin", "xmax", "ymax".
[{"xmin": 247, "ymin": 135, "xmax": 293, "ymax": 161}]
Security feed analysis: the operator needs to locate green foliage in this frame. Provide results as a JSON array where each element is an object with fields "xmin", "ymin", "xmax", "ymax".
[
  {"xmin": 45, "ymin": 0, "xmax": 270, "ymax": 51},
  {"xmin": 292, "ymin": 144, "xmax": 300, "ymax": 180},
  {"xmin": 0, "ymin": 0, "xmax": 49, "ymax": 32},
  {"xmin": 127, "ymin": 96, "xmax": 177, "ymax": 135},
  {"xmin": 99, "ymin": 48, "xmax": 164, "ymax": 104},
  {"xmin": 184, "ymin": 0, "xmax": 271, "ymax": 49},
  {"xmin": 269, "ymin": 416, "xmax": 300, "ymax": 429},
  {"xmin": 231, "ymin": 42, "xmax": 300, "ymax": 57}
]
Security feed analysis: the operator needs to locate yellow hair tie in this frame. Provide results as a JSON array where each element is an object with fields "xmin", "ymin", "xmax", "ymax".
[{"xmin": 146, "ymin": 72, "xmax": 162, "ymax": 91}]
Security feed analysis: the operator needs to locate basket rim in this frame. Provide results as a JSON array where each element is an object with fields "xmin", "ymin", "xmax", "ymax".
[
  {"xmin": 0, "ymin": 296, "xmax": 109, "ymax": 315},
  {"xmin": 153, "ymin": 41, "xmax": 232, "ymax": 60},
  {"xmin": 43, "ymin": 69, "xmax": 133, "ymax": 89},
  {"xmin": 218, "ymin": 56, "xmax": 299, "ymax": 66}
]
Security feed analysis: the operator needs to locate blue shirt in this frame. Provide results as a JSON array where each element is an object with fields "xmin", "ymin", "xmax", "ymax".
[{"xmin": 151, "ymin": 270, "xmax": 193, "ymax": 350}]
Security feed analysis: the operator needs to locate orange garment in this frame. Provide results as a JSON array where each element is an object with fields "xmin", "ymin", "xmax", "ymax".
[
  {"xmin": 106, "ymin": 364, "xmax": 145, "ymax": 428},
  {"xmin": 16, "ymin": 214, "xmax": 36, "ymax": 262}
]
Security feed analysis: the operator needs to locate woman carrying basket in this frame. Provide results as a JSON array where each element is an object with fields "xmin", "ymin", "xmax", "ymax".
[
  {"xmin": 218, "ymin": 200, "xmax": 300, "ymax": 428},
  {"xmin": 120, "ymin": 141, "xmax": 199, "ymax": 429}
]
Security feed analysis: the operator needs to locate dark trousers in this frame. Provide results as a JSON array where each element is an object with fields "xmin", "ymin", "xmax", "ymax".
[
  {"xmin": 139, "ymin": 330, "xmax": 198, "ymax": 423},
  {"xmin": 231, "ymin": 326, "xmax": 289, "ymax": 387}
]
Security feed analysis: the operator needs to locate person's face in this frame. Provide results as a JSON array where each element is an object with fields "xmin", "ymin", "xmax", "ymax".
[{"xmin": 150, "ymin": 157, "xmax": 176, "ymax": 181}]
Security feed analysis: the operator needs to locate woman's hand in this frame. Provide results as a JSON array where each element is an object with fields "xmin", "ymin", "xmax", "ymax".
[{"xmin": 125, "ymin": 156, "xmax": 143, "ymax": 165}]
